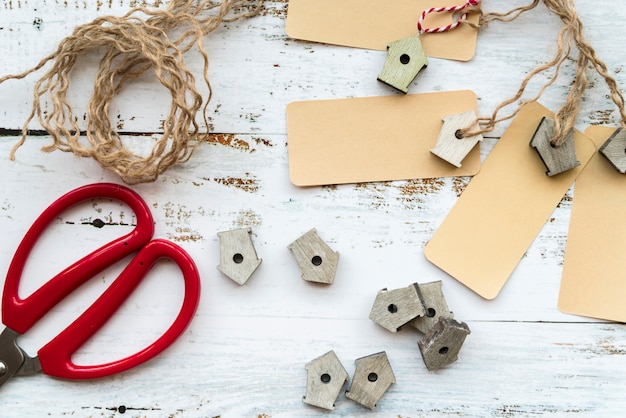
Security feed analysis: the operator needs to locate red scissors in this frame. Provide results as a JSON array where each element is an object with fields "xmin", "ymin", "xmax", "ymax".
[{"xmin": 0, "ymin": 183, "xmax": 200, "ymax": 387}]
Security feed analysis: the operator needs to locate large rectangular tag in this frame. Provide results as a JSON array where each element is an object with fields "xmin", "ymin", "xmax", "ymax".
[
  {"xmin": 424, "ymin": 102, "xmax": 596, "ymax": 299},
  {"xmin": 285, "ymin": 0, "xmax": 479, "ymax": 61},
  {"xmin": 559, "ymin": 126, "xmax": 626, "ymax": 322},
  {"xmin": 286, "ymin": 90, "xmax": 481, "ymax": 186}
]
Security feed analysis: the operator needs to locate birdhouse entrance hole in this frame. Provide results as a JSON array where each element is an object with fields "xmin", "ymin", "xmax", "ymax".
[{"xmin": 400, "ymin": 54, "xmax": 410, "ymax": 65}]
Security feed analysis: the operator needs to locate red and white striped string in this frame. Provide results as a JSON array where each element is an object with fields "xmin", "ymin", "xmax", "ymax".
[{"xmin": 417, "ymin": 0, "xmax": 481, "ymax": 34}]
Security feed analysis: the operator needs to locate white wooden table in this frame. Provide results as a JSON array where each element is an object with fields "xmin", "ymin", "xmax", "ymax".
[{"xmin": 0, "ymin": 1, "xmax": 624, "ymax": 416}]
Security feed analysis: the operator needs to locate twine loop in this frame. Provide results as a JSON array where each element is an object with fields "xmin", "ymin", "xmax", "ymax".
[
  {"xmin": 417, "ymin": 0, "xmax": 481, "ymax": 34},
  {"xmin": 0, "ymin": 0, "xmax": 264, "ymax": 184}
]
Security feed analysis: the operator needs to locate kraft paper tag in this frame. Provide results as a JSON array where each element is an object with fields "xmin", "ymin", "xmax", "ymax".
[
  {"xmin": 285, "ymin": 0, "xmax": 479, "ymax": 61},
  {"xmin": 424, "ymin": 102, "xmax": 596, "ymax": 299},
  {"xmin": 286, "ymin": 90, "xmax": 481, "ymax": 186},
  {"xmin": 559, "ymin": 126, "xmax": 626, "ymax": 322}
]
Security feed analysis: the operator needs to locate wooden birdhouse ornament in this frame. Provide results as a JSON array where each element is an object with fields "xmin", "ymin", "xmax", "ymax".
[
  {"xmin": 599, "ymin": 128, "xmax": 626, "ymax": 173},
  {"xmin": 411, "ymin": 280, "xmax": 454, "ymax": 334},
  {"xmin": 418, "ymin": 317, "xmax": 470, "ymax": 371},
  {"xmin": 345, "ymin": 352, "xmax": 396, "ymax": 410},
  {"xmin": 217, "ymin": 227, "xmax": 262, "ymax": 285},
  {"xmin": 377, "ymin": 35, "xmax": 428, "ymax": 94},
  {"xmin": 303, "ymin": 351, "xmax": 349, "ymax": 410},
  {"xmin": 530, "ymin": 117, "xmax": 580, "ymax": 176},
  {"xmin": 288, "ymin": 228, "xmax": 339, "ymax": 284},
  {"xmin": 431, "ymin": 110, "xmax": 483, "ymax": 167},
  {"xmin": 369, "ymin": 283, "xmax": 426, "ymax": 332}
]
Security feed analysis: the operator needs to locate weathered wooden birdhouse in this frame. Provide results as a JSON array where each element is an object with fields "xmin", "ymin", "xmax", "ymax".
[
  {"xmin": 345, "ymin": 352, "xmax": 396, "ymax": 410},
  {"xmin": 303, "ymin": 351, "xmax": 348, "ymax": 410},
  {"xmin": 369, "ymin": 283, "xmax": 426, "ymax": 332},
  {"xmin": 377, "ymin": 34, "xmax": 428, "ymax": 94},
  {"xmin": 418, "ymin": 317, "xmax": 470, "ymax": 371},
  {"xmin": 411, "ymin": 280, "xmax": 454, "ymax": 334},
  {"xmin": 288, "ymin": 228, "xmax": 339, "ymax": 284},
  {"xmin": 217, "ymin": 227, "xmax": 262, "ymax": 285},
  {"xmin": 599, "ymin": 128, "xmax": 626, "ymax": 173},
  {"xmin": 431, "ymin": 110, "xmax": 483, "ymax": 167},
  {"xmin": 530, "ymin": 117, "xmax": 580, "ymax": 176}
]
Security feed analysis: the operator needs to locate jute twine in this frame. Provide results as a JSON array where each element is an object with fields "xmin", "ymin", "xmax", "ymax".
[
  {"xmin": 0, "ymin": 0, "xmax": 264, "ymax": 184},
  {"xmin": 457, "ymin": 0, "xmax": 626, "ymax": 146}
]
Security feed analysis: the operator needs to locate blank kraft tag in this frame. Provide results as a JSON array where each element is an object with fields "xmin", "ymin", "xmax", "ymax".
[
  {"xmin": 285, "ymin": 0, "xmax": 479, "ymax": 61},
  {"xmin": 559, "ymin": 126, "xmax": 626, "ymax": 322},
  {"xmin": 424, "ymin": 102, "xmax": 596, "ymax": 299},
  {"xmin": 286, "ymin": 90, "xmax": 481, "ymax": 186}
]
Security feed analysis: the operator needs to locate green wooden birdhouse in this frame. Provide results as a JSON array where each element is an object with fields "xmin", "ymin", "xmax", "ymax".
[{"xmin": 377, "ymin": 34, "xmax": 428, "ymax": 94}]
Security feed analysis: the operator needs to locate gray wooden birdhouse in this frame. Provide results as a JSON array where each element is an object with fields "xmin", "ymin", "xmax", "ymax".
[
  {"xmin": 530, "ymin": 117, "xmax": 580, "ymax": 176},
  {"xmin": 288, "ymin": 228, "xmax": 339, "ymax": 284},
  {"xmin": 217, "ymin": 227, "xmax": 262, "ymax": 285},
  {"xmin": 599, "ymin": 128, "xmax": 626, "ymax": 173},
  {"xmin": 418, "ymin": 317, "xmax": 470, "ymax": 371},
  {"xmin": 303, "ymin": 351, "xmax": 348, "ymax": 410},
  {"xmin": 377, "ymin": 34, "xmax": 428, "ymax": 94},
  {"xmin": 345, "ymin": 352, "xmax": 395, "ymax": 410},
  {"xmin": 369, "ymin": 283, "xmax": 426, "ymax": 332},
  {"xmin": 431, "ymin": 110, "xmax": 483, "ymax": 167},
  {"xmin": 411, "ymin": 280, "xmax": 454, "ymax": 334}
]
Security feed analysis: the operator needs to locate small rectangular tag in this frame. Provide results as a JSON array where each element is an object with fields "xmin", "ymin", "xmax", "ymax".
[
  {"xmin": 424, "ymin": 102, "xmax": 596, "ymax": 299},
  {"xmin": 285, "ymin": 0, "xmax": 479, "ymax": 61},
  {"xmin": 559, "ymin": 126, "xmax": 626, "ymax": 322},
  {"xmin": 286, "ymin": 90, "xmax": 481, "ymax": 186}
]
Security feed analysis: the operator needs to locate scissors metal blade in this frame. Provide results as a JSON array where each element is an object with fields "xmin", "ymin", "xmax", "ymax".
[{"xmin": 0, "ymin": 327, "xmax": 41, "ymax": 388}]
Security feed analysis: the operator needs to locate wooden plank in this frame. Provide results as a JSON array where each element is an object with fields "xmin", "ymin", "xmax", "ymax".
[{"xmin": 0, "ymin": 0, "xmax": 624, "ymax": 416}]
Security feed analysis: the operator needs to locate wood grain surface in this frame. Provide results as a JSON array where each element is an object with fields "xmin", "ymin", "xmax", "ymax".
[{"xmin": 0, "ymin": 1, "xmax": 624, "ymax": 417}]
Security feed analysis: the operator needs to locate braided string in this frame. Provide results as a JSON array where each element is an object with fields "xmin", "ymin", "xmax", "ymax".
[{"xmin": 418, "ymin": 0, "xmax": 481, "ymax": 34}]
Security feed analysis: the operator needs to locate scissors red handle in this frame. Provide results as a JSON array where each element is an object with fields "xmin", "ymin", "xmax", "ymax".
[
  {"xmin": 39, "ymin": 239, "xmax": 200, "ymax": 379},
  {"xmin": 3, "ymin": 183, "xmax": 154, "ymax": 334},
  {"xmin": 1, "ymin": 183, "xmax": 201, "ymax": 380}
]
